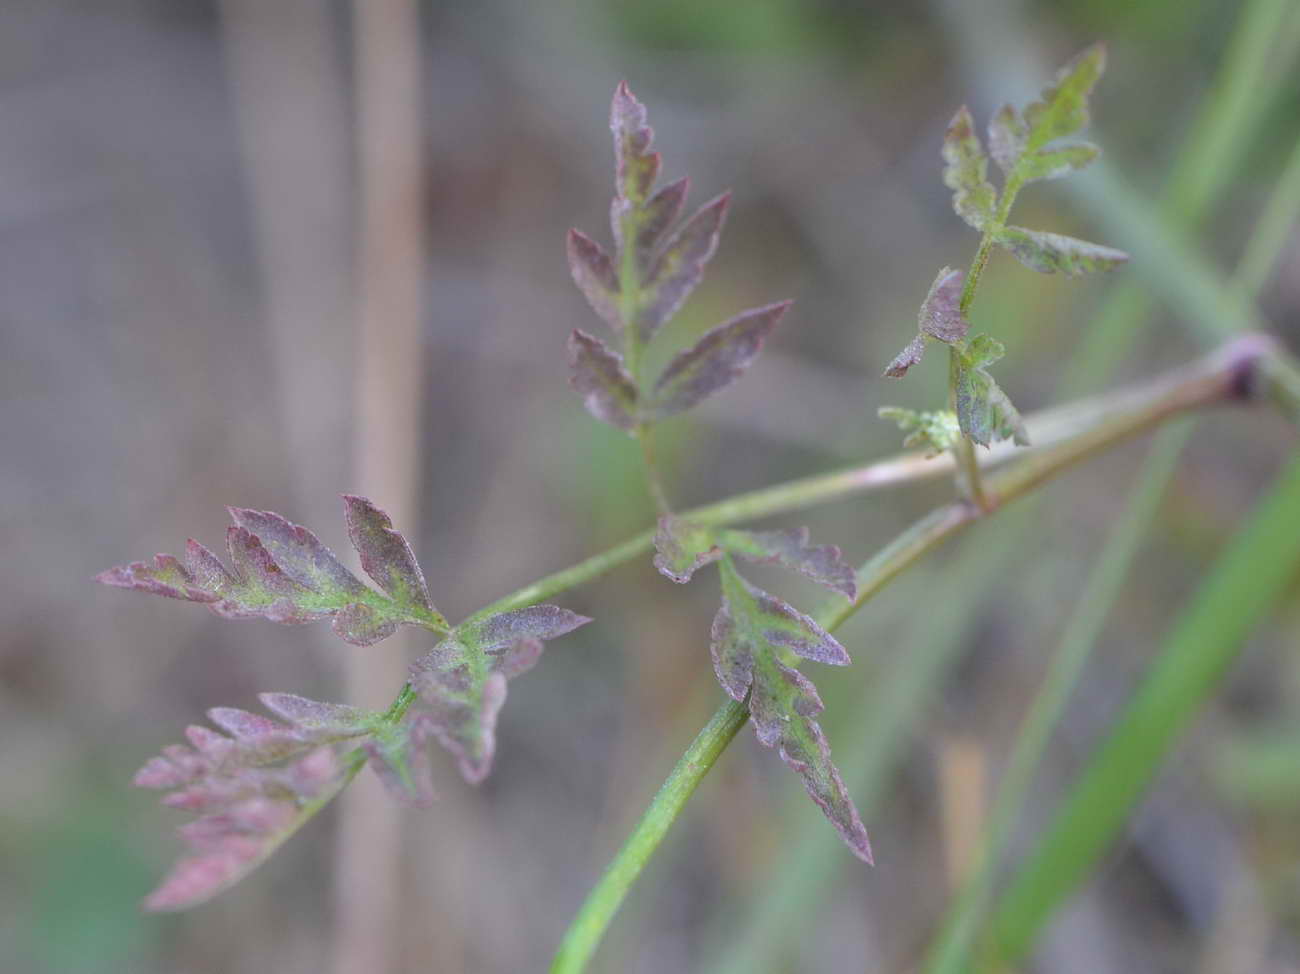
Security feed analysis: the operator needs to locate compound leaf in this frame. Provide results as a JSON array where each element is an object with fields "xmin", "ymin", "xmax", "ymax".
[
  {"xmin": 98, "ymin": 498, "xmax": 448, "ymax": 646},
  {"xmin": 134, "ymin": 694, "xmax": 395, "ymax": 911},
  {"xmin": 711, "ymin": 558, "xmax": 872, "ymax": 863},
  {"xmin": 648, "ymin": 301, "xmax": 789, "ymax": 419},
  {"xmin": 879, "ymin": 406, "xmax": 962, "ymax": 457}
]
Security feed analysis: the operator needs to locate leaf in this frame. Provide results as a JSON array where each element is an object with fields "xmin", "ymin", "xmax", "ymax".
[
  {"xmin": 409, "ymin": 605, "xmax": 590, "ymax": 783},
  {"xmin": 711, "ymin": 558, "xmax": 872, "ymax": 863},
  {"xmin": 567, "ymin": 329, "xmax": 639, "ymax": 431},
  {"xmin": 716, "ymin": 527, "xmax": 858, "ymax": 600},
  {"xmin": 994, "ymin": 226, "xmax": 1129, "ymax": 276},
  {"xmin": 363, "ymin": 713, "xmax": 438, "ymax": 808},
  {"xmin": 635, "ymin": 176, "xmax": 690, "ymax": 273},
  {"xmin": 1023, "ymin": 43, "xmax": 1107, "ymax": 152},
  {"xmin": 1016, "ymin": 143, "xmax": 1100, "ymax": 184},
  {"xmin": 635, "ymin": 192, "xmax": 730, "ymax": 345},
  {"xmin": 917, "ymin": 266, "xmax": 970, "ymax": 343},
  {"xmin": 343, "ymin": 495, "xmax": 438, "ymax": 618},
  {"xmin": 98, "ymin": 498, "xmax": 447, "ymax": 646},
  {"xmin": 610, "ymin": 81, "xmax": 660, "ymax": 207},
  {"xmin": 567, "ymin": 229, "xmax": 622, "ymax": 332},
  {"xmin": 883, "ymin": 267, "xmax": 969, "ymax": 378},
  {"xmin": 883, "ymin": 334, "xmax": 927, "ymax": 378},
  {"xmin": 648, "ymin": 301, "xmax": 789, "ymax": 419},
  {"xmin": 653, "ymin": 516, "xmax": 722, "ymax": 583},
  {"xmin": 942, "ymin": 106, "xmax": 997, "ymax": 230},
  {"xmin": 134, "ymin": 693, "xmax": 391, "ymax": 910},
  {"xmin": 953, "ymin": 338, "xmax": 1030, "ymax": 448},
  {"xmin": 878, "ymin": 406, "xmax": 961, "ymax": 456},
  {"xmin": 988, "ymin": 104, "xmax": 1027, "ymax": 175}
]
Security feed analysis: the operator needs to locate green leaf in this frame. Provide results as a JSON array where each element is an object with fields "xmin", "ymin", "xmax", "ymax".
[
  {"xmin": 987, "ymin": 104, "xmax": 1028, "ymax": 176},
  {"xmin": 653, "ymin": 516, "xmax": 722, "ymax": 583},
  {"xmin": 953, "ymin": 337, "xmax": 1029, "ymax": 448},
  {"xmin": 942, "ymin": 106, "xmax": 997, "ymax": 229},
  {"xmin": 1016, "ymin": 143, "xmax": 1100, "ymax": 184},
  {"xmin": 994, "ymin": 226, "xmax": 1129, "ymax": 276},
  {"xmin": 878, "ymin": 406, "xmax": 961, "ymax": 456},
  {"xmin": 711, "ymin": 557, "xmax": 871, "ymax": 863},
  {"xmin": 1023, "ymin": 43, "xmax": 1107, "ymax": 152}
]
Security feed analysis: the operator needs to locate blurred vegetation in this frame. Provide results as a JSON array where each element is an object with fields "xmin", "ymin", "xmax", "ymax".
[{"xmin": 1, "ymin": 0, "xmax": 1298, "ymax": 972}]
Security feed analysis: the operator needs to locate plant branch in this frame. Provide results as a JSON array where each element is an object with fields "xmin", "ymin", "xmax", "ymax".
[{"xmin": 546, "ymin": 333, "xmax": 1293, "ymax": 973}]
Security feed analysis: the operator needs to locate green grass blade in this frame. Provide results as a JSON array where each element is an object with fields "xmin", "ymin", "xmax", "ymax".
[{"xmin": 984, "ymin": 450, "xmax": 1300, "ymax": 967}]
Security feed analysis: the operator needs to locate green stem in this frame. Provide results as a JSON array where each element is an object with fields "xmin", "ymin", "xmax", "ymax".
[
  {"xmin": 547, "ymin": 337, "xmax": 1283, "ymax": 973},
  {"xmin": 635, "ymin": 424, "xmax": 672, "ymax": 515},
  {"xmin": 549, "ymin": 700, "xmax": 750, "ymax": 974}
]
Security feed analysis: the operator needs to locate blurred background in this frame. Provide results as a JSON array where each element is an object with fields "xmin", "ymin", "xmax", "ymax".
[{"xmin": 2, "ymin": 0, "xmax": 1299, "ymax": 971}]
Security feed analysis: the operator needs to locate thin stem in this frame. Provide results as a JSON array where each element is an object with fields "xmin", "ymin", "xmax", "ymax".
[
  {"xmin": 635, "ymin": 424, "xmax": 672, "ymax": 514},
  {"xmin": 548, "ymin": 336, "xmax": 1283, "ymax": 973},
  {"xmin": 548, "ymin": 700, "xmax": 750, "ymax": 973}
]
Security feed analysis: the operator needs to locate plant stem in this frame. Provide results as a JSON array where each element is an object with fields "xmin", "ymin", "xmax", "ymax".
[
  {"xmin": 548, "ymin": 699, "xmax": 750, "ymax": 973},
  {"xmin": 547, "ymin": 335, "xmax": 1284, "ymax": 972},
  {"xmin": 635, "ymin": 424, "xmax": 672, "ymax": 514}
]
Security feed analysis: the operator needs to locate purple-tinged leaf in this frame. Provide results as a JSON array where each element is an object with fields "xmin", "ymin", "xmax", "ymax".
[
  {"xmin": 653, "ymin": 516, "xmax": 722, "ymax": 583},
  {"xmin": 611, "ymin": 81, "xmax": 660, "ymax": 206},
  {"xmin": 258, "ymin": 693, "xmax": 375, "ymax": 740},
  {"xmin": 988, "ymin": 104, "xmax": 1027, "ymax": 175},
  {"xmin": 227, "ymin": 508, "xmax": 366, "ymax": 599},
  {"xmin": 1023, "ymin": 43, "xmax": 1106, "ymax": 151},
  {"xmin": 568, "ymin": 329, "xmax": 639, "ymax": 432},
  {"xmin": 99, "ymin": 501, "xmax": 448, "ymax": 645},
  {"xmin": 711, "ymin": 558, "xmax": 871, "ymax": 863},
  {"xmin": 364, "ymin": 714, "xmax": 437, "ymax": 808},
  {"xmin": 883, "ymin": 334, "xmax": 926, "ymax": 378},
  {"xmin": 461, "ymin": 603, "xmax": 591, "ymax": 652},
  {"xmin": 636, "ymin": 192, "xmax": 730, "ymax": 344},
  {"xmin": 142, "ymin": 747, "xmax": 347, "ymax": 912},
  {"xmin": 410, "ymin": 605, "xmax": 589, "ymax": 784},
  {"xmin": 994, "ymin": 226, "xmax": 1129, "ymax": 277},
  {"xmin": 567, "ymin": 229, "xmax": 622, "ymax": 333},
  {"xmin": 634, "ymin": 176, "xmax": 690, "ymax": 272},
  {"xmin": 410, "ymin": 641, "xmax": 506, "ymax": 785},
  {"xmin": 917, "ymin": 266, "xmax": 969, "ymax": 343},
  {"xmin": 718, "ymin": 526, "xmax": 858, "ymax": 600},
  {"xmin": 343, "ymin": 495, "xmax": 440, "ymax": 622},
  {"xmin": 942, "ymin": 106, "xmax": 997, "ymax": 230},
  {"xmin": 648, "ymin": 300, "xmax": 788, "ymax": 419}
]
